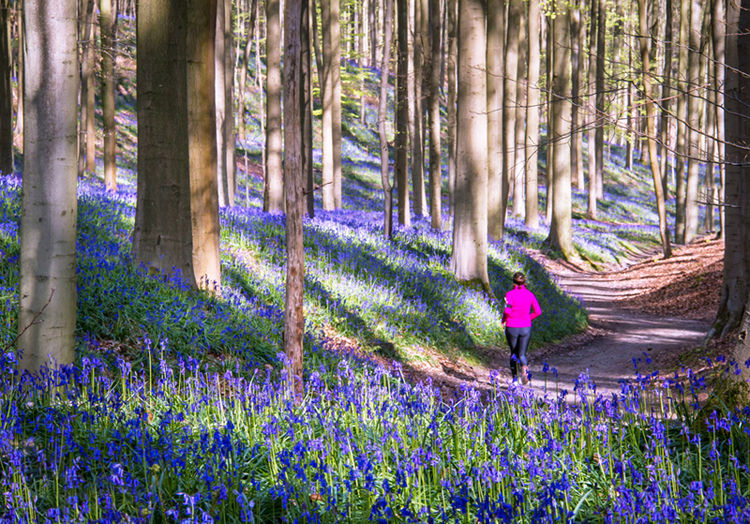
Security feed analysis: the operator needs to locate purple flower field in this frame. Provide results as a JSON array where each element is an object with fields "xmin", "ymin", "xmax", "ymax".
[{"xmin": 0, "ymin": 135, "xmax": 747, "ymax": 521}]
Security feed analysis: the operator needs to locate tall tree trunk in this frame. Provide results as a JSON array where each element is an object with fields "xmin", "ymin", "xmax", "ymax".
[
  {"xmin": 395, "ymin": 0, "xmax": 410, "ymax": 227},
  {"xmin": 428, "ymin": 0, "xmax": 442, "ymax": 230},
  {"xmin": 79, "ymin": 0, "xmax": 97, "ymax": 176},
  {"xmin": 238, "ymin": 0, "xmax": 257, "ymax": 144},
  {"xmin": 569, "ymin": 0, "xmax": 584, "ymax": 191},
  {"xmin": 545, "ymin": 16, "xmax": 554, "ymax": 224},
  {"xmin": 321, "ymin": 0, "xmax": 342, "ymax": 209},
  {"xmin": 487, "ymin": 0, "xmax": 505, "ymax": 239},
  {"xmin": 369, "ymin": 0, "xmax": 378, "ymax": 67},
  {"xmin": 638, "ymin": 0, "xmax": 671, "ymax": 258},
  {"xmin": 409, "ymin": 0, "xmax": 427, "ymax": 216},
  {"xmin": 711, "ymin": 0, "xmax": 725, "ymax": 239},
  {"xmin": 512, "ymin": 5, "xmax": 527, "ymax": 218},
  {"xmin": 586, "ymin": 0, "xmax": 597, "ymax": 218},
  {"xmin": 446, "ymin": 0, "xmax": 457, "ymax": 218},
  {"xmin": 704, "ymin": 84, "xmax": 716, "ymax": 233},
  {"xmin": 186, "ymin": 0, "xmax": 221, "ymax": 290},
  {"xmin": 0, "ymin": 0, "xmax": 12, "ymax": 175},
  {"xmin": 283, "ymin": 0, "xmax": 306, "ymax": 393},
  {"xmin": 379, "ymin": 0, "xmax": 394, "ymax": 237},
  {"xmin": 525, "ymin": 0, "xmax": 540, "ymax": 228},
  {"xmin": 19, "ymin": 0, "xmax": 79, "ymax": 372},
  {"xmin": 683, "ymin": 0, "xmax": 704, "ymax": 244},
  {"xmin": 329, "ymin": 0, "xmax": 343, "ymax": 208},
  {"xmin": 451, "ymin": 0, "xmax": 489, "ymax": 291},
  {"xmin": 658, "ymin": 0, "xmax": 673, "ymax": 198},
  {"xmin": 711, "ymin": 0, "xmax": 749, "ymax": 376},
  {"xmin": 674, "ymin": 0, "xmax": 689, "ymax": 242},
  {"xmin": 134, "ymin": 0, "xmax": 220, "ymax": 291},
  {"xmin": 216, "ymin": 0, "xmax": 236, "ymax": 207},
  {"xmin": 265, "ymin": 0, "xmax": 284, "ymax": 212},
  {"xmin": 625, "ymin": 38, "xmax": 633, "ymax": 170},
  {"xmin": 504, "ymin": 0, "xmax": 521, "ymax": 223},
  {"xmin": 593, "ymin": 0, "xmax": 605, "ymax": 200},
  {"xmin": 100, "ymin": 0, "xmax": 118, "ymax": 191},
  {"xmin": 547, "ymin": 1, "xmax": 574, "ymax": 259},
  {"xmin": 304, "ymin": 0, "xmax": 314, "ymax": 218},
  {"xmin": 12, "ymin": 0, "xmax": 22, "ymax": 140}
]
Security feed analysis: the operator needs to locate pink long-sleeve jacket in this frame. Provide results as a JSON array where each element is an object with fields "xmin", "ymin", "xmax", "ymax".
[{"xmin": 502, "ymin": 285, "xmax": 542, "ymax": 328}]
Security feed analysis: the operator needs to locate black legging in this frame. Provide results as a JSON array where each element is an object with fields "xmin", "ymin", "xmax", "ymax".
[{"xmin": 505, "ymin": 326, "xmax": 531, "ymax": 378}]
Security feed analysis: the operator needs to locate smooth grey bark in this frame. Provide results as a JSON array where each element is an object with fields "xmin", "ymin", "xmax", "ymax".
[
  {"xmin": 585, "ymin": 0, "xmax": 597, "ymax": 218},
  {"xmin": 12, "ymin": 0, "xmax": 21, "ymax": 139},
  {"xmin": 303, "ymin": 0, "xmax": 313, "ymax": 218},
  {"xmin": 100, "ymin": 0, "xmax": 118, "ymax": 191},
  {"xmin": 503, "ymin": 0, "xmax": 521, "ymax": 223},
  {"xmin": 638, "ymin": 0, "xmax": 671, "ymax": 258},
  {"xmin": 487, "ymin": 0, "xmax": 505, "ymax": 239},
  {"xmin": 238, "ymin": 0, "xmax": 257, "ymax": 144},
  {"xmin": 265, "ymin": 0, "xmax": 283, "ymax": 212},
  {"xmin": 320, "ymin": 0, "xmax": 343, "ymax": 209},
  {"xmin": 711, "ymin": 0, "xmax": 725, "ymax": 239},
  {"xmin": 512, "ymin": 5, "xmax": 527, "ymax": 218},
  {"xmin": 451, "ymin": 0, "xmax": 489, "ymax": 291},
  {"xmin": 547, "ymin": 2, "xmax": 574, "ymax": 259},
  {"xmin": 19, "ymin": 0, "xmax": 79, "ymax": 372},
  {"xmin": 683, "ymin": 0, "xmax": 704, "ymax": 244},
  {"xmin": 410, "ymin": 0, "xmax": 427, "ymax": 216},
  {"xmin": 322, "ymin": 0, "xmax": 342, "ymax": 209},
  {"xmin": 0, "ymin": 0, "xmax": 12, "ymax": 175},
  {"xmin": 525, "ymin": 0, "xmax": 540, "ymax": 228},
  {"xmin": 428, "ymin": 0, "xmax": 442, "ymax": 230},
  {"xmin": 133, "ymin": 0, "xmax": 220, "ymax": 291},
  {"xmin": 283, "ymin": 0, "xmax": 306, "ymax": 393},
  {"xmin": 395, "ymin": 0, "xmax": 410, "ymax": 227},
  {"xmin": 711, "ymin": 0, "xmax": 749, "ymax": 379},
  {"xmin": 658, "ymin": 0, "xmax": 673, "ymax": 198},
  {"xmin": 674, "ymin": 0, "xmax": 689, "ymax": 242},
  {"xmin": 446, "ymin": 0, "xmax": 457, "ymax": 218},
  {"xmin": 379, "ymin": 0, "xmax": 394, "ymax": 237},
  {"xmin": 79, "ymin": 0, "xmax": 96, "ymax": 176},
  {"xmin": 569, "ymin": 0, "xmax": 584, "ymax": 191},
  {"xmin": 216, "ymin": 0, "xmax": 236, "ymax": 207},
  {"xmin": 593, "ymin": 0, "xmax": 605, "ymax": 200}
]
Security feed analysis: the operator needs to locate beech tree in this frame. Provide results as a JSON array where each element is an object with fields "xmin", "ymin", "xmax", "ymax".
[
  {"xmin": 320, "ymin": 0, "xmax": 343, "ymax": 209},
  {"xmin": 79, "ymin": 0, "xmax": 96, "ymax": 176},
  {"xmin": 427, "ymin": 0, "xmax": 441, "ymax": 230},
  {"xmin": 18, "ymin": 0, "xmax": 79, "ymax": 372},
  {"xmin": 216, "ymin": 0, "xmax": 236, "ymax": 207},
  {"xmin": 0, "ymin": 0, "xmax": 11, "ymax": 175},
  {"xmin": 712, "ymin": 0, "xmax": 749, "ymax": 379},
  {"xmin": 283, "ymin": 0, "xmax": 306, "ymax": 392},
  {"xmin": 546, "ymin": 1, "xmax": 574, "ymax": 259},
  {"xmin": 395, "ymin": 0, "xmax": 410, "ymax": 227},
  {"xmin": 378, "ymin": 0, "xmax": 394, "ymax": 237},
  {"xmin": 451, "ymin": 0, "xmax": 489, "ymax": 291},
  {"xmin": 637, "ymin": 0, "xmax": 671, "ymax": 258},
  {"xmin": 100, "ymin": 0, "xmax": 118, "ymax": 191},
  {"xmin": 524, "ymin": 0, "xmax": 540, "ymax": 228},
  {"xmin": 446, "ymin": 0, "xmax": 457, "ymax": 218},
  {"xmin": 486, "ymin": 0, "xmax": 504, "ymax": 240},
  {"xmin": 264, "ymin": 0, "xmax": 283, "ymax": 212},
  {"xmin": 133, "ymin": 0, "xmax": 220, "ymax": 291}
]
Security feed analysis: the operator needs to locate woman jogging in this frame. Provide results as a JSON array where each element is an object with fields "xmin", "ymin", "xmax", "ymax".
[{"xmin": 502, "ymin": 272, "xmax": 542, "ymax": 384}]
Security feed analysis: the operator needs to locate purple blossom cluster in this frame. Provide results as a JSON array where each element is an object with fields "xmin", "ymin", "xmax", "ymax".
[{"xmin": 1, "ymin": 348, "xmax": 749, "ymax": 522}]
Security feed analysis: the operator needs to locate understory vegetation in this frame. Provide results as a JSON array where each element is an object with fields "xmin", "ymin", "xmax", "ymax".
[{"xmin": 1, "ymin": 56, "xmax": 746, "ymax": 523}]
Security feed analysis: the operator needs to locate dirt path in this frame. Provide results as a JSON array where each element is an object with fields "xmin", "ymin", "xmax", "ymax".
[
  {"xmin": 401, "ymin": 240, "xmax": 724, "ymax": 401},
  {"xmin": 525, "ymin": 267, "xmax": 711, "ymax": 398}
]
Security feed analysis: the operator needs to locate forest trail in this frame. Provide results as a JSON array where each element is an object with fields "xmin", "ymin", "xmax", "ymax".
[
  {"xmin": 525, "ymin": 265, "xmax": 711, "ymax": 399},
  {"xmin": 403, "ymin": 239, "xmax": 725, "ymax": 401}
]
